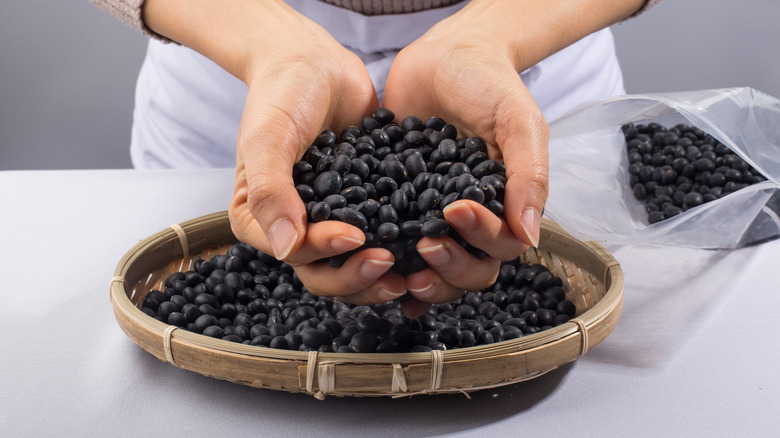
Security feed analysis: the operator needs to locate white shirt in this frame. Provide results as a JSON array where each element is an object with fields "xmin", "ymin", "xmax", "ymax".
[{"xmin": 130, "ymin": 0, "xmax": 625, "ymax": 169}]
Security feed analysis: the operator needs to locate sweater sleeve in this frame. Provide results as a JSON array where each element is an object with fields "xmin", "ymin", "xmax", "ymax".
[
  {"xmin": 629, "ymin": 0, "xmax": 661, "ymax": 18},
  {"xmin": 90, "ymin": 0, "xmax": 174, "ymax": 43}
]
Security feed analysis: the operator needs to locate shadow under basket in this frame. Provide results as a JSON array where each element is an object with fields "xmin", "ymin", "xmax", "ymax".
[{"xmin": 110, "ymin": 211, "xmax": 624, "ymax": 399}]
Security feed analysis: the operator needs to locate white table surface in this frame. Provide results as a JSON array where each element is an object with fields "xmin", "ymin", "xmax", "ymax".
[{"xmin": 1, "ymin": 168, "xmax": 777, "ymax": 437}]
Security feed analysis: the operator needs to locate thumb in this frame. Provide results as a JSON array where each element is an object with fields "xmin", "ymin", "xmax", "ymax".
[
  {"xmin": 243, "ymin": 156, "xmax": 305, "ymax": 261},
  {"xmin": 492, "ymin": 79, "xmax": 549, "ymax": 248},
  {"xmin": 236, "ymin": 92, "xmax": 315, "ymax": 260}
]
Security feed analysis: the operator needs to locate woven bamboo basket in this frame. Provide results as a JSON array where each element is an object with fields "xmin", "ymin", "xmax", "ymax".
[{"xmin": 110, "ymin": 211, "xmax": 623, "ymax": 399}]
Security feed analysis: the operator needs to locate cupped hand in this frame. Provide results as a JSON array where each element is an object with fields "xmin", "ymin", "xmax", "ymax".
[
  {"xmin": 223, "ymin": 3, "xmax": 408, "ymax": 303},
  {"xmin": 382, "ymin": 2, "xmax": 550, "ymax": 314}
]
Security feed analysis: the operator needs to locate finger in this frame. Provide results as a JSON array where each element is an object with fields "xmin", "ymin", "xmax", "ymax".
[
  {"xmin": 236, "ymin": 61, "xmax": 379, "ymax": 261},
  {"xmin": 336, "ymin": 270, "xmax": 408, "ymax": 306},
  {"xmin": 229, "ymin": 168, "xmax": 282, "ymax": 256},
  {"xmin": 229, "ymin": 206, "xmax": 366, "ymax": 265},
  {"xmin": 294, "ymin": 247, "xmax": 407, "ymax": 300},
  {"xmin": 284, "ymin": 221, "xmax": 365, "ymax": 265},
  {"xmin": 399, "ymin": 298, "xmax": 432, "ymax": 319},
  {"xmin": 414, "ymin": 237, "xmax": 501, "ymax": 292},
  {"xmin": 404, "ymin": 268, "xmax": 467, "ymax": 305},
  {"xmin": 489, "ymin": 73, "xmax": 549, "ymax": 248},
  {"xmin": 236, "ymin": 83, "xmax": 322, "ymax": 260},
  {"xmin": 442, "ymin": 200, "xmax": 529, "ymax": 261}
]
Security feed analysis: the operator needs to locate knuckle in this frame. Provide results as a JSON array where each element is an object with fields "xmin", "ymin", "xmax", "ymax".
[
  {"xmin": 245, "ymin": 182, "xmax": 281, "ymax": 216},
  {"xmin": 526, "ymin": 167, "xmax": 550, "ymax": 199},
  {"xmin": 494, "ymin": 244, "xmax": 529, "ymax": 262}
]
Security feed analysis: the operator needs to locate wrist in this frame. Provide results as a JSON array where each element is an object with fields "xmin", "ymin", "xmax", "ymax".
[
  {"xmin": 141, "ymin": 0, "xmax": 331, "ymax": 82},
  {"xmin": 447, "ymin": 0, "xmax": 647, "ymax": 71}
]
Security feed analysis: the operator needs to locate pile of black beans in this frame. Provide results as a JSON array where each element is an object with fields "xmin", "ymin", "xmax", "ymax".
[
  {"xmin": 624, "ymin": 122, "xmax": 767, "ymax": 224},
  {"xmin": 293, "ymin": 108, "xmax": 506, "ymax": 274},
  {"xmin": 141, "ymin": 242, "xmax": 577, "ymax": 353}
]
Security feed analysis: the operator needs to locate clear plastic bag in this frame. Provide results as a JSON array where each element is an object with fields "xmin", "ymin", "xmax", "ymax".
[{"xmin": 544, "ymin": 87, "xmax": 780, "ymax": 249}]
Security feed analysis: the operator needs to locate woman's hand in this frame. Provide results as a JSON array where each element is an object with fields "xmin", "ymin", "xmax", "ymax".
[
  {"xmin": 383, "ymin": 0, "xmax": 645, "ymax": 315},
  {"xmin": 143, "ymin": 0, "xmax": 409, "ymax": 303},
  {"xmin": 382, "ymin": 3, "xmax": 548, "ymax": 315}
]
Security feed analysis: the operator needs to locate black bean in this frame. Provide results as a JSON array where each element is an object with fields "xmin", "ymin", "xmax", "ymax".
[
  {"xmin": 330, "ymin": 154, "xmax": 351, "ymax": 175},
  {"xmin": 461, "ymin": 185, "xmax": 485, "ymax": 204},
  {"xmin": 341, "ymin": 186, "xmax": 368, "ymax": 204},
  {"xmin": 400, "ymin": 116, "xmax": 423, "ymax": 133},
  {"xmin": 503, "ymin": 326, "xmax": 523, "ymax": 340},
  {"xmin": 310, "ymin": 202, "xmax": 331, "ymax": 222},
  {"xmin": 383, "ymin": 160, "xmax": 407, "ymax": 184},
  {"xmin": 684, "ymin": 192, "xmax": 703, "ymax": 208},
  {"xmin": 460, "ymin": 136, "xmax": 483, "ymax": 153},
  {"xmin": 312, "ymin": 170, "xmax": 342, "ymax": 199},
  {"xmin": 403, "ymin": 130, "xmax": 426, "ymax": 147},
  {"xmin": 421, "ymin": 218, "xmax": 450, "ymax": 238},
  {"xmin": 390, "ymin": 189, "xmax": 409, "ymax": 213},
  {"xmin": 376, "ymin": 204, "xmax": 398, "ymax": 224},
  {"xmin": 377, "ymin": 222, "xmax": 400, "ymax": 241},
  {"xmin": 419, "ymin": 117, "xmax": 443, "ymax": 131},
  {"xmin": 332, "ymin": 208, "xmax": 368, "ymax": 231},
  {"xmin": 351, "ymin": 199, "xmax": 379, "ymax": 219},
  {"xmin": 225, "ymin": 255, "xmax": 246, "ymax": 273},
  {"xmin": 471, "ymin": 159, "xmax": 499, "ymax": 178},
  {"xmin": 648, "ymin": 211, "xmax": 665, "ymax": 223},
  {"xmin": 437, "ymin": 326, "xmax": 463, "ymax": 348},
  {"xmin": 297, "ymin": 327, "xmax": 330, "ymax": 349},
  {"xmin": 556, "ymin": 300, "xmax": 576, "ymax": 318},
  {"xmin": 156, "ymin": 301, "xmax": 178, "ymax": 321},
  {"xmin": 535, "ymin": 308, "xmax": 556, "ymax": 327},
  {"xmin": 403, "ymin": 152, "xmax": 427, "ymax": 179},
  {"xmin": 437, "ymin": 139, "xmax": 458, "ymax": 161},
  {"xmin": 426, "ymin": 173, "xmax": 445, "ymax": 191},
  {"xmin": 142, "ymin": 290, "xmax": 167, "ymax": 312},
  {"xmin": 445, "ymin": 162, "xmax": 468, "ymax": 179},
  {"xmin": 440, "ymin": 177, "xmax": 458, "ymax": 197},
  {"xmin": 349, "ymin": 332, "xmax": 378, "ymax": 353},
  {"xmin": 202, "ymin": 325, "xmax": 224, "ymax": 338},
  {"xmin": 414, "ymin": 187, "xmax": 440, "ymax": 213},
  {"xmin": 374, "ymin": 176, "xmax": 398, "ymax": 196}
]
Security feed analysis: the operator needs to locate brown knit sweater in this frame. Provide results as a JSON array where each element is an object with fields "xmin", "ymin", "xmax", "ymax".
[{"xmin": 92, "ymin": 0, "xmax": 659, "ymax": 43}]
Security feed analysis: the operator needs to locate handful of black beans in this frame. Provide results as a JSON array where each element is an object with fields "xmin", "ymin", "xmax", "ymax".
[
  {"xmin": 293, "ymin": 108, "xmax": 506, "ymax": 274},
  {"xmin": 141, "ymin": 242, "xmax": 577, "ymax": 353},
  {"xmin": 624, "ymin": 122, "xmax": 766, "ymax": 224}
]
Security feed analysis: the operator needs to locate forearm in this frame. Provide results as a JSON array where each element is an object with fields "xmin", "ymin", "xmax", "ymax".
[
  {"xmin": 438, "ymin": 0, "xmax": 648, "ymax": 71},
  {"xmin": 141, "ymin": 0, "xmax": 326, "ymax": 82}
]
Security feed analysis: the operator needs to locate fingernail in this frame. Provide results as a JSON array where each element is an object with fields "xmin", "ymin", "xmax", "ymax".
[
  {"xmin": 521, "ymin": 207, "xmax": 541, "ymax": 248},
  {"xmin": 360, "ymin": 258, "xmax": 394, "ymax": 280},
  {"xmin": 268, "ymin": 218, "xmax": 298, "ymax": 259},
  {"xmin": 330, "ymin": 235, "xmax": 364, "ymax": 253},
  {"xmin": 417, "ymin": 243, "xmax": 451, "ymax": 267},
  {"xmin": 377, "ymin": 288, "xmax": 406, "ymax": 302},
  {"xmin": 408, "ymin": 283, "xmax": 436, "ymax": 300},
  {"xmin": 443, "ymin": 202, "xmax": 476, "ymax": 230}
]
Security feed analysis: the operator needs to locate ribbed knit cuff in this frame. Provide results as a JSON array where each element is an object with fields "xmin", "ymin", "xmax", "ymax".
[
  {"xmin": 91, "ymin": 0, "xmax": 175, "ymax": 43},
  {"xmin": 319, "ymin": 0, "xmax": 464, "ymax": 16},
  {"xmin": 629, "ymin": 0, "xmax": 661, "ymax": 19}
]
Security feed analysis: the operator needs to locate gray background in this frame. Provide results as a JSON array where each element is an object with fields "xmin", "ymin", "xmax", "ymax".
[{"xmin": 2, "ymin": 1, "xmax": 779, "ymax": 170}]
